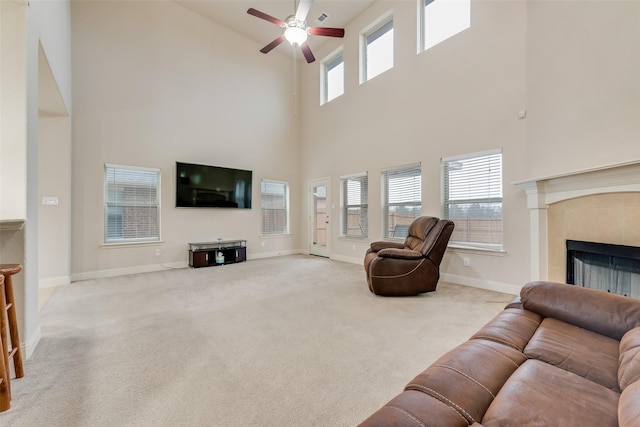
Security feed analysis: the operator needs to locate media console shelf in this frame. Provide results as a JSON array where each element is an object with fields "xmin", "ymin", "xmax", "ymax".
[{"xmin": 188, "ymin": 239, "xmax": 247, "ymax": 268}]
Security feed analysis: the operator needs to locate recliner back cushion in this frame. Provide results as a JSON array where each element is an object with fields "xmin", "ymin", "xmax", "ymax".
[
  {"xmin": 619, "ymin": 326, "xmax": 640, "ymax": 391},
  {"xmin": 404, "ymin": 216, "xmax": 438, "ymax": 251}
]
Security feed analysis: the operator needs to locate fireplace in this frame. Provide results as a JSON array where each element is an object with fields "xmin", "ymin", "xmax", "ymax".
[
  {"xmin": 566, "ymin": 240, "xmax": 640, "ymax": 298},
  {"xmin": 515, "ymin": 161, "xmax": 640, "ymax": 286}
]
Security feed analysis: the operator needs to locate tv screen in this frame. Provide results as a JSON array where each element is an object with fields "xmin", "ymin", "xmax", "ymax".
[{"xmin": 176, "ymin": 162, "xmax": 252, "ymax": 208}]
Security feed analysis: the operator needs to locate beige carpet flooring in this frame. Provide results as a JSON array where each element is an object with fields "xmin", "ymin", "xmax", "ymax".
[{"xmin": 3, "ymin": 255, "xmax": 515, "ymax": 427}]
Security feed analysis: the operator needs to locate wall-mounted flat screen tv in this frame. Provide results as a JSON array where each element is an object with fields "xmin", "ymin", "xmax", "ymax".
[{"xmin": 176, "ymin": 162, "xmax": 252, "ymax": 208}]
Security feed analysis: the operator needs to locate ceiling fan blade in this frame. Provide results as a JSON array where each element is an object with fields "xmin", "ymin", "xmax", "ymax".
[
  {"xmin": 247, "ymin": 8, "xmax": 285, "ymax": 27},
  {"xmin": 299, "ymin": 42, "xmax": 316, "ymax": 63},
  {"xmin": 260, "ymin": 35, "xmax": 287, "ymax": 54},
  {"xmin": 308, "ymin": 27, "xmax": 345, "ymax": 38},
  {"xmin": 295, "ymin": 0, "xmax": 313, "ymax": 22}
]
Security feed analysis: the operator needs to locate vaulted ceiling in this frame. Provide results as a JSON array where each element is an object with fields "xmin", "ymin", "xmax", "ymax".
[{"xmin": 176, "ymin": 0, "xmax": 375, "ymax": 59}]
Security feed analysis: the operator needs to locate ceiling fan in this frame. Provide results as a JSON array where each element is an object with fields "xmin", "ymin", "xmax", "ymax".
[{"xmin": 247, "ymin": 0, "xmax": 345, "ymax": 63}]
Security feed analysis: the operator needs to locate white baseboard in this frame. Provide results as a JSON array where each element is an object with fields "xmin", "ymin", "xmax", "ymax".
[
  {"xmin": 330, "ymin": 254, "xmax": 362, "ymax": 265},
  {"xmin": 441, "ymin": 272, "xmax": 521, "ymax": 295},
  {"xmin": 39, "ymin": 275, "xmax": 71, "ymax": 289},
  {"xmin": 23, "ymin": 324, "xmax": 41, "ymax": 360},
  {"xmin": 71, "ymin": 261, "xmax": 189, "ymax": 282},
  {"xmin": 249, "ymin": 249, "xmax": 304, "ymax": 260}
]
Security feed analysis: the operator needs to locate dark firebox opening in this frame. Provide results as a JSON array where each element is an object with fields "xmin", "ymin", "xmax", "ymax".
[{"xmin": 566, "ymin": 240, "xmax": 640, "ymax": 298}]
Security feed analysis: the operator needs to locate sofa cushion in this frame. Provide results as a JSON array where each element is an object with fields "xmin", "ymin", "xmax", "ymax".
[
  {"xmin": 470, "ymin": 308, "xmax": 541, "ymax": 351},
  {"xmin": 405, "ymin": 339, "xmax": 527, "ymax": 424},
  {"xmin": 358, "ymin": 390, "xmax": 469, "ymax": 427},
  {"xmin": 618, "ymin": 380, "xmax": 640, "ymax": 427},
  {"xmin": 524, "ymin": 317, "xmax": 619, "ymax": 391},
  {"xmin": 619, "ymin": 326, "xmax": 640, "ymax": 391},
  {"xmin": 481, "ymin": 360, "xmax": 619, "ymax": 427},
  {"xmin": 521, "ymin": 281, "xmax": 640, "ymax": 340}
]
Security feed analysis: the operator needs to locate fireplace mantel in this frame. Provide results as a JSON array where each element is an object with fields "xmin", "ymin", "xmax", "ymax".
[{"xmin": 514, "ymin": 160, "xmax": 640, "ymax": 281}]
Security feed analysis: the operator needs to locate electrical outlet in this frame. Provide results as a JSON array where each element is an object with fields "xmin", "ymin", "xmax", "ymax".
[
  {"xmin": 463, "ymin": 257, "xmax": 470, "ymax": 267},
  {"xmin": 155, "ymin": 249, "xmax": 161, "ymax": 256},
  {"xmin": 352, "ymin": 244, "xmax": 356, "ymax": 251}
]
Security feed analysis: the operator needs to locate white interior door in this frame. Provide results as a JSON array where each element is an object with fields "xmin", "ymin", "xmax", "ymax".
[{"xmin": 309, "ymin": 178, "xmax": 330, "ymax": 257}]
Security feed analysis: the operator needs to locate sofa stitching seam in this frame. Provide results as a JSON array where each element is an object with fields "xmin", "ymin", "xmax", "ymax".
[
  {"xmin": 433, "ymin": 364, "xmax": 495, "ymax": 398},
  {"xmin": 405, "ymin": 384, "xmax": 475, "ymax": 423},
  {"xmin": 474, "ymin": 341, "xmax": 525, "ymax": 367},
  {"xmin": 472, "ymin": 335, "xmax": 524, "ymax": 352},
  {"xmin": 384, "ymin": 405, "xmax": 427, "ymax": 427},
  {"xmin": 503, "ymin": 311, "xmax": 542, "ymax": 325},
  {"xmin": 371, "ymin": 258, "xmax": 427, "ymax": 279}
]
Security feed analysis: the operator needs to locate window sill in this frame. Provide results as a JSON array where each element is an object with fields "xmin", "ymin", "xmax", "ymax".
[
  {"xmin": 338, "ymin": 235, "xmax": 369, "ymax": 241},
  {"xmin": 259, "ymin": 234, "xmax": 291, "ymax": 239},
  {"xmin": 448, "ymin": 243, "xmax": 506, "ymax": 256},
  {"xmin": 102, "ymin": 240, "xmax": 163, "ymax": 248}
]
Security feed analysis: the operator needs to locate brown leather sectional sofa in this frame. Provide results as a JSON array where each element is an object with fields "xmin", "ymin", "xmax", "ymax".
[{"xmin": 359, "ymin": 281, "xmax": 640, "ymax": 426}]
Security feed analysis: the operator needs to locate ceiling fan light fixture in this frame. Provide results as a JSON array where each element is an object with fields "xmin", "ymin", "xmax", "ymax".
[{"xmin": 284, "ymin": 26, "xmax": 308, "ymax": 45}]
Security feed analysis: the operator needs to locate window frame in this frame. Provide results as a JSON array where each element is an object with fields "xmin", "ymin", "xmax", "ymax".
[
  {"xmin": 340, "ymin": 172, "xmax": 369, "ymax": 238},
  {"xmin": 418, "ymin": 0, "xmax": 471, "ymax": 53},
  {"xmin": 260, "ymin": 179, "xmax": 290, "ymax": 236},
  {"xmin": 382, "ymin": 163, "xmax": 422, "ymax": 240},
  {"xmin": 321, "ymin": 48, "xmax": 345, "ymax": 105},
  {"xmin": 360, "ymin": 11, "xmax": 394, "ymax": 84},
  {"xmin": 441, "ymin": 149, "xmax": 504, "ymax": 251},
  {"xmin": 104, "ymin": 164, "xmax": 161, "ymax": 245}
]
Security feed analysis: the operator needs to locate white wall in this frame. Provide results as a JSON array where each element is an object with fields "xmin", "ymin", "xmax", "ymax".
[
  {"xmin": 38, "ymin": 115, "xmax": 72, "ymax": 287},
  {"xmin": 0, "ymin": 1, "xmax": 28, "ymax": 220},
  {"xmin": 299, "ymin": 0, "xmax": 529, "ymax": 293},
  {"xmin": 526, "ymin": 0, "xmax": 640, "ymax": 179},
  {"xmin": 70, "ymin": 1, "xmax": 301, "ymax": 279}
]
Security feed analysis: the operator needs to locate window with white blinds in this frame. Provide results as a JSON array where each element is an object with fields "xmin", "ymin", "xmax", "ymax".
[
  {"xmin": 382, "ymin": 164, "xmax": 421, "ymax": 239},
  {"xmin": 341, "ymin": 173, "xmax": 368, "ymax": 237},
  {"xmin": 104, "ymin": 164, "xmax": 160, "ymax": 244},
  {"xmin": 442, "ymin": 149, "xmax": 503, "ymax": 249},
  {"xmin": 261, "ymin": 180, "xmax": 289, "ymax": 235}
]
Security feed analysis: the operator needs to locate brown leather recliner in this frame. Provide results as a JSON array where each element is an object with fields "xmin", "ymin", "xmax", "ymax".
[{"xmin": 364, "ymin": 216, "xmax": 455, "ymax": 296}]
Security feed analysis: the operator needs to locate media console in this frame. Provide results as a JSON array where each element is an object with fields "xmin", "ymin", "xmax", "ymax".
[{"xmin": 188, "ymin": 239, "xmax": 247, "ymax": 268}]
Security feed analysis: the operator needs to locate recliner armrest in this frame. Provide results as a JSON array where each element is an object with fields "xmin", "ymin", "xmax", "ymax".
[
  {"xmin": 369, "ymin": 241, "xmax": 405, "ymax": 252},
  {"xmin": 377, "ymin": 248, "xmax": 423, "ymax": 260}
]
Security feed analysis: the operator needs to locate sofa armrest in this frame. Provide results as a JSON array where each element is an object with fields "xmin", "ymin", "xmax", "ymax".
[
  {"xmin": 504, "ymin": 296, "xmax": 522, "ymax": 309},
  {"xmin": 521, "ymin": 281, "xmax": 640, "ymax": 340},
  {"xmin": 369, "ymin": 241, "xmax": 405, "ymax": 252},
  {"xmin": 377, "ymin": 248, "xmax": 423, "ymax": 260}
]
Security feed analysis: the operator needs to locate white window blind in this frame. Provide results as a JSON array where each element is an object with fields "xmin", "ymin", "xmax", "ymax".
[
  {"xmin": 442, "ymin": 149, "xmax": 503, "ymax": 248},
  {"xmin": 324, "ymin": 51, "xmax": 344, "ymax": 104},
  {"xmin": 261, "ymin": 180, "xmax": 289, "ymax": 235},
  {"xmin": 104, "ymin": 164, "xmax": 160, "ymax": 243},
  {"xmin": 341, "ymin": 173, "xmax": 368, "ymax": 237},
  {"xmin": 364, "ymin": 16, "xmax": 394, "ymax": 81},
  {"xmin": 382, "ymin": 164, "xmax": 421, "ymax": 239}
]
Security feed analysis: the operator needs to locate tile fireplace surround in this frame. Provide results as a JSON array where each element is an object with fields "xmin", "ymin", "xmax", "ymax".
[{"xmin": 515, "ymin": 161, "xmax": 640, "ymax": 282}]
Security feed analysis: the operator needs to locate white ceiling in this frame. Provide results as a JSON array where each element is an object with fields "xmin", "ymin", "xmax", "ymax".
[{"xmin": 176, "ymin": 0, "xmax": 375, "ymax": 60}]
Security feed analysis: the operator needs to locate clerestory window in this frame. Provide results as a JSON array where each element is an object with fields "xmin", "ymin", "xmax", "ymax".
[{"xmin": 361, "ymin": 13, "xmax": 394, "ymax": 82}]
